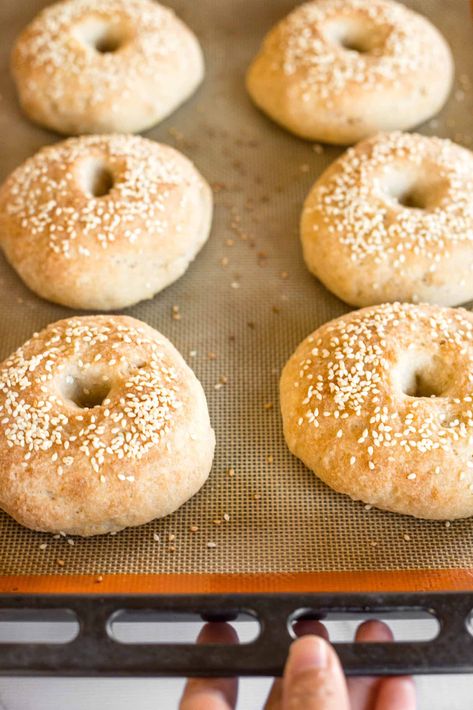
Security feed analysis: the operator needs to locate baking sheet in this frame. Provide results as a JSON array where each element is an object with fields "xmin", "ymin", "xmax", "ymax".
[{"xmin": 0, "ymin": 0, "xmax": 472, "ymax": 579}]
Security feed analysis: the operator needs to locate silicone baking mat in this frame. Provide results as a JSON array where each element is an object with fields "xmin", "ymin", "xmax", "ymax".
[{"xmin": 0, "ymin": 0, "xmax": 472, "ymax": 593}]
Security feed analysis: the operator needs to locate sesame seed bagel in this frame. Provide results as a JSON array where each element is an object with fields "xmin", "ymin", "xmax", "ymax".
[
  {"xmin": 0, "ymin": 134, "xmax": 213, "ymax": 311},
  {"xmin": 280, "ymin": 302, "xmax": 473, "ymax": 521},
  {"xmin": 301, "ymin": 132, "xmax": 473, "ymax": 308},
  {"xmin": 11, "ymin": 0, "xmax": 204, "ymax": 135},
  {"xmin": 246, "ymin": 0, "xmax": 453, "ymax": 144},
  {"xmin": 0, "ymin": 315, "xmax": 215, "ymax": 536}
]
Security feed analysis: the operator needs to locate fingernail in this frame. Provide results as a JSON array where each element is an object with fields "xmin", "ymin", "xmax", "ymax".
[{"xmin": 289, "ymin": 636, "xmax": 328, "ymax": 674}]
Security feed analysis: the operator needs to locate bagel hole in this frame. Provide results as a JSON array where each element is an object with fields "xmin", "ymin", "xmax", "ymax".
[
  {"xmin": 339, "ymin": 35, "xmax": 371, "ymax": 53},
  {"xmin": 395, "ymin": 353, "xmax": 454, "ymax": 400},
  {"xmin": 325, "ymin": 19, "xmax": 379, "ymax": 54},
  {"xmin": 61, "ymin": 374, "xmax": 111, "ymax": 409},
  {"xmin": 381, "ymin": 169, "xmax": 430, "ymax": 211},
  {"xmin": 94, "ymin": 33, "xmax": 122, "ymax": 54},
  {"xmin": 405, "ymin": 372, "xmax": 444, "ymax": 399},
  {"xmin": 74, "ymin": 18, "xmax": 129, "ymax": 54},
  {"xmin": 395, "ymin": 186, "xmax": 428, "ymax": 211},
  {"xmin": 79, "ymin": 159, "xmax": 114, "ymax": 198}
]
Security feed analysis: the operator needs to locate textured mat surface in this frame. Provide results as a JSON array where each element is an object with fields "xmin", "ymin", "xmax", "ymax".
[{"xmin": 0, "ymin": 0, "xmax": 472, "ymax": 577}]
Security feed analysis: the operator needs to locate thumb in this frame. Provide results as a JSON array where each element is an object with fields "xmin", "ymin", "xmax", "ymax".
[{"xmin": 283, "ymin": 635, "xmax": 350, "ymax": 710}]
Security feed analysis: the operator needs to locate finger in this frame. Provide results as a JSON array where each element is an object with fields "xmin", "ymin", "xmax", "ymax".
[
  {"xmin": 264, "ymin": 678, "xmax": 283, "ymax": 710},
  {"xmin": 282, "ymin": 635, "xmax": 350, "ymax": 710},
  {"xmin": 375, "ymin": 677, "xmax": 416, "ymax": 710},
  {"xmin": 347, "ymin": 620, "xmax": 393, "ymax": 710},
  {"xmin": 179, "ymin": 623, "xmax": 239, "ymax": 710},
  {"xmin": 265, "ymin": 621, "xmax": 329, "ymax": 708},
  {"xmin": 293, "ymin": 619, "xmax": 330, "ymax": 640},
  {"xmin": 355, "ymin": 620, "xmax": 394, "ymax": 643}
]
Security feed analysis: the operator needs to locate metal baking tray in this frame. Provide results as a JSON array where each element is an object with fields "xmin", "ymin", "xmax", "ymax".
[{"xmin": 0, "ymin": 0, "xmax": 473, "ymax": 676}]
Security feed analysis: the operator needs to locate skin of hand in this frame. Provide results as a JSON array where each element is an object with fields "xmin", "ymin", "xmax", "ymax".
[{"xmin": 180, "ymin": 619, "xmax": 416, "ymax": 710}]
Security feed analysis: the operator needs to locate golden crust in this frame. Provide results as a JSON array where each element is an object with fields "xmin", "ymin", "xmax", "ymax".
[
  {"xmin": 301, "ymin": 132, "xmax": 473, "ymax": 307},
  {"xmin": 0, "ymin": 315, "xmax": 215, "ymax": 536},
  {"xmin": 11, "ymin": 0, "xmax": 204, "ymax": 135},
  {"xmin": 280, "ymin": 302, "xmax": 473, "ymax": 520},
  {"xmin": 0, "ymin": 134, "xmax": 213, "ymax": 311},
  {"xmin": 246, "ymin": 0, "xmax": 453, "ymax": 144}
]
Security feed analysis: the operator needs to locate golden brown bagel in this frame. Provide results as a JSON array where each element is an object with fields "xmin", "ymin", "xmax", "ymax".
[
  {"xmin": 0, "ymin": 134, "xmax": 212, "ymax": 311},
  {"xmin": 0, "ymin": 315, "xmax": 215, "ymax": 536},
  {"xmin": 301, "ymin": 132, "xmax": 473, "ymax": 307},
  {"xmin": 247, "ymin": 0, "xmax": 453, "ymax": 144},
  {"xmin": 12, "ymin": 0, "xmax": 204, "ymax": 135},
  {"xmin": 281, "ymin": 302, "xmax": 473, "ymax": 520}
]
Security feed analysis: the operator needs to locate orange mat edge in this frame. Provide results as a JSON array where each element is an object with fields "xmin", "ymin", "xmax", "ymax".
[{"xmin": 1, "ymin": 569, "xmax": 473, "ymax": 595}]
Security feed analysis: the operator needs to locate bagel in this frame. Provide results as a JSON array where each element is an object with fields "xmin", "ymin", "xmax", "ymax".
[
  {"xmin": 0, "ymin": 315, "xmax": 214, "ymax": 536},
  {"xmin": 281, "ymin": 302, "xmax": 473, "ymax": 520},
  {"xmin": 0, "ymin": 134, "xmax": 213, "ymax": 311},
  {"xmin": 11, "ymin": 0, "xmax": 204, "ymax": 135},
  {"xmin": 246, "ymin": 0, "xmax": 453, "ymax": 144},
  {"xmin": 301, "ymin": 132, "xmax": 473, "ymax": 308}
]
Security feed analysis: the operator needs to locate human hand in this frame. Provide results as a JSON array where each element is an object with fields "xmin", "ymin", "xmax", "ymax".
[{"xmin": 179, "ymin": 619, "xmax": 416, "ymax": 709}]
